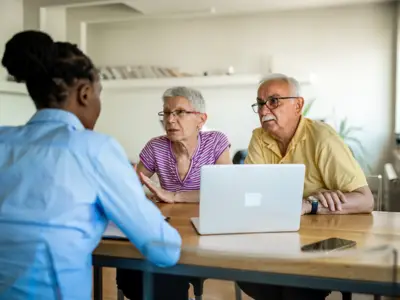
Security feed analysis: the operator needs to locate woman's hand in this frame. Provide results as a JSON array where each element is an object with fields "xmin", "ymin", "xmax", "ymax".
[{"xmin": 140, "ymin": 172, "xmax": 176, "ymax": 203}]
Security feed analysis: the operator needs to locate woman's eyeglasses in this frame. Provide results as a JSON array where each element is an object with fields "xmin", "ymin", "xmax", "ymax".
[
  {"xmin": 158, "ymin": 110, "xmax": 200, "ymax": 121},
  {"xmin": 251, "ymin": 96, "xmax": 297, "ymax": 113}
]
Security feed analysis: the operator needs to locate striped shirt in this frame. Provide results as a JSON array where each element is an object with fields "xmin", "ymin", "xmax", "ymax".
[{"xmin": 140, "ymin": 131, "xmax": 230, "ymax": 192}]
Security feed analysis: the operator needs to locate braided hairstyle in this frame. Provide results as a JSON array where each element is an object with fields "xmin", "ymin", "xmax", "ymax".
[{"xmin": 2, "ymin": 30, "xmax": 97, "ymax": 109}]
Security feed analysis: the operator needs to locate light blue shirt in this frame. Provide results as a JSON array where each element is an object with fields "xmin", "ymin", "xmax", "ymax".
[{"xmin": 0, "ymin": 109, "xmax": 181, "ymax": 300}]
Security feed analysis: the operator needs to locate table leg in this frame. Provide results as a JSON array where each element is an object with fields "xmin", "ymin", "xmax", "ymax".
[
  {"xmin": 143, "ymin": 269, "xmax": 153, "ymax": 300},
  {"xmin": 93, "ymin": 266, "xmax": 103, "ymax": 300}
]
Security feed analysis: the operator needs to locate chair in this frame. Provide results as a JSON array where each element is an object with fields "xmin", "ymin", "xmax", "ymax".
[
  {"xmin": 117, "ymin": 289, "xmax": 124, "ymax": 300},
  {"xmin": 366, "ymin": 174, "xmax": 383, "ymax": 211},
  {"xmin": 117, "ymin": 278, "xmax": 205, "ymax": 300},
  {"xmin": 190, "ymin": 277, "xmax": 205, "ymax": 300}
]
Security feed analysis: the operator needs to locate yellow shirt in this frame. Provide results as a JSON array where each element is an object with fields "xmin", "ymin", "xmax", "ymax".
[{"xmin": 244, "ymin": 117, "xmax": 367, "ymax": 198}]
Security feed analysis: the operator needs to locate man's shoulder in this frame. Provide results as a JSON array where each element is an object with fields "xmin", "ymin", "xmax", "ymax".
[
  {"xmin": 251, "ymin": 127, "xmax": 264, "ymax": 137},
  {"xmin": 305, "ymin": 119, "xmax": 339, "ymax": 142}
]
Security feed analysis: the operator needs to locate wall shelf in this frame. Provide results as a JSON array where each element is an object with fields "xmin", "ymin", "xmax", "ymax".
[
  {"xmin": 101, "ymin": 74, "xmax": 265, "ymax": 90},
  {"xmin": 0, "ymin": 74, "xmax": 311, "ymax": 95},
  {"xmin": 0, "ymin": 81, "xmax": 27, "ymax": 95}
]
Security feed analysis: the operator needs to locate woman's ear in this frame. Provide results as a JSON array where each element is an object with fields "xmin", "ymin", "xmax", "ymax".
[
  {"xmin": 198, "ymin": 113, "xmax": 208, "ymax": 129},
  {"xmin": 77, "ymin": 82, "xmax": 93, "ymax": 107}
]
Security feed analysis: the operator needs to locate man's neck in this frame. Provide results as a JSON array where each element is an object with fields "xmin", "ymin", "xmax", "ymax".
[
  {"xmin": 273, "ymin": 117, "xmax": 301, "ymax": 156},
  {"xmin": 172, "ymin": 134, "xmax": 199, "ymax": 159}
]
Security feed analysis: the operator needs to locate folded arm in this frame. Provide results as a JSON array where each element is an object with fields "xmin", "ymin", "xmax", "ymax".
[
  {"xmin": 305, "ymin": 135, "xmax": 374, "ymax": 215},
  {"xmin": 303, "ymin": 186, "xmax": 374, "ymax": 215}
]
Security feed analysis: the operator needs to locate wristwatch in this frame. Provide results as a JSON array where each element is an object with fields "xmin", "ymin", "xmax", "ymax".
[{"xmin": 307, "ymin": 196, "xmax": 319, "ymax": 214}]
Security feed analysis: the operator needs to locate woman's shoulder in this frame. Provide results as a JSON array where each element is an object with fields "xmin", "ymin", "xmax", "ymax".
[
  {"xmin": 199, "ymin": 131, "xmax": 230, "ymax": 153},
  {"xmin": 200, "ymin": 130, "xmax": 229, "ymax": 142},
  {"xmin": 141, "ymin": 135, "xmax": 170, "ymax": 153},
  {"xmin": 145, "ymin": 135, "xmax": 169, "ymax": 146}
]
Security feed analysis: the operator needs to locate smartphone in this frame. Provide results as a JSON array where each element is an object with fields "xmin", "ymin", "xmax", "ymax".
[{"xmin": 301, "ymin": 237, "xmax": 356, "ymax": 252}]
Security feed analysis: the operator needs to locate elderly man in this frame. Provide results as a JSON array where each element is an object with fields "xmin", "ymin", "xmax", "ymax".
[{"xmin": 238, "ymin": 73, "xmax": 374, "ymax": 300}]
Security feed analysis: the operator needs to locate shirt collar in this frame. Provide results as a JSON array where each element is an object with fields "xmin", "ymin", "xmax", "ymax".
[
  {"xmin": 262, "ymin": 116, "xmax": 307, "ymax": 149},
  {"xmin": 27, "ymin": 109, "xmax": 85, "ymax": 130}
]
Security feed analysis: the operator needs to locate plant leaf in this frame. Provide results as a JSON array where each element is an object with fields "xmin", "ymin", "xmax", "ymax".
[
  {"xmin": 302, "ymin": 98, "xmax": 316, "ymax": 116},
  {"xmin": 345, "ymin": 137, "xmax": 368, "ymax": 155},
  {"xmin": 342, "ymin": 126, "xmax": 362, "ymax": 138},
  {"xmin": 338, "ymin": 118, "xmax": 348, "ymax": 135}
]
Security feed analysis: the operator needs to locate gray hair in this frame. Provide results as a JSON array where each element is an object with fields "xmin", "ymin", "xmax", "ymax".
[
  {"xmin": 258, "ymin": 73, "xmax": 301, "ymax": 97},
  {"xmin": 162, "ymin": 86, "xmax": 206, "ymax": 113}
]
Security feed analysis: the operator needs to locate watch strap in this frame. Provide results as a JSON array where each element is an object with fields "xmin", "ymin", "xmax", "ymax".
[{"xmin": 310, "ymin": 200, "xmax": 318, "ymax": 214}]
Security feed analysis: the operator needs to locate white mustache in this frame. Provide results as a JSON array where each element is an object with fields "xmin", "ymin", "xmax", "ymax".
[{"xmin": 262, "ymin": 115, "xmax": 276, "ymax": 122}]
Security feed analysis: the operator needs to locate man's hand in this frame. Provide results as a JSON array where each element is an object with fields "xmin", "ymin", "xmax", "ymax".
[
  {"xmin": 140, "ymin": 172, "xmax": 176, "ymax": 203},
  {"xmin": 301, "ymin": 199, "xmax": 312, "ymax": 215},
  {"xmin": 310, "ymin": 190, "xmax": 347, "ymax": 212}
]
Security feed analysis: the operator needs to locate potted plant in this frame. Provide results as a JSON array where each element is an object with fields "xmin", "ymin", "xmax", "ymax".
[{"xmin": 336, "ymin": 117, "xmax": 370, "ymax": 173}]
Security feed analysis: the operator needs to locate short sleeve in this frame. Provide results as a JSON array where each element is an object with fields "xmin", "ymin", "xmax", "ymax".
[
  {"xmin": 244, "ymin": 129, "xmax": 265, "ymax": 164},
  {"xmin": 318, "ymin": 135, "xmax": 368, "ymax": 192},
  {"xmin": 139, "ymin": 139, "xmax": 156, "ymax": 173},
  {"xmin": 213, "ymin": 132, "xmax": 231, "ymax": 161}
]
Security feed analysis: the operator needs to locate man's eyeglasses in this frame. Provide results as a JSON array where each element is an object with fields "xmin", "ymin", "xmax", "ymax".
[
  {"xmin": 158, "ymin": 110, "xmax": 200, "ymax": 120},
  {"xmin": 251, "ymin": 96, "xmax": 297, "ymax": 113}
]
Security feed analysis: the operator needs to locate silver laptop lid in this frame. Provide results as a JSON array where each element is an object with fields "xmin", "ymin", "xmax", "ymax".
[{"xmin": 198, "ymin": 164, "xmax": 305, "ymax": 234}]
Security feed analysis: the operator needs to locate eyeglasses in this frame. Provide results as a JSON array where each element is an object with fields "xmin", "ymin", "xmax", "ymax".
[
  {"xmin": 251, "ymin": 96, "xmax": 297, "ymax": 113},
  {"xmin": 158, "ymin": 110, "xmax": 200, "ymax": 121}
]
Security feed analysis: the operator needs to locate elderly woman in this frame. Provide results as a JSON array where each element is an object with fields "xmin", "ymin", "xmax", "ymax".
[
  {"xmin": 138, "ymin": 86, "xmax": 232, "ymax": 203},
  {"xmin": 117, "ymin": 87, "xmax": 232, "ymax": 299}
]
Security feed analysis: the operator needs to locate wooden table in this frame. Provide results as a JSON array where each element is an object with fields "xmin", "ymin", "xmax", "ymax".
[{"xmin": 93, "ymin": 204, "xmax": 400, "ymax": 299}]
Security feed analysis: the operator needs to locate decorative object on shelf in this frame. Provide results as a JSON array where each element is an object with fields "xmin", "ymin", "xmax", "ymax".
[
  {"xmin": 6, "ymin": 75, "xmax": 16, "ymax": 82},
  {"xmin": 227, "ymin": 66, "xmax": 235, "ymax": 75},
  {"xmin": 98, "ymin": 65, "xmax": 194, "ymax": 80}
]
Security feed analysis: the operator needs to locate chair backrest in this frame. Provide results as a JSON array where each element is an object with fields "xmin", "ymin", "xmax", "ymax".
[
  {"xmin": 366, "ymin": 175, "xmax": 383, "ymax": 211},
  {"xmin": 232, "ymin": 150, "xmax": 247, "ymax": 164}
]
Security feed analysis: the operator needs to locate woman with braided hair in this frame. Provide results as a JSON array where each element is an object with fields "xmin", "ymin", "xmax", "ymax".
[{"xmin": 0, "ymin": 30, "xmax": 181, "ymax": 300}]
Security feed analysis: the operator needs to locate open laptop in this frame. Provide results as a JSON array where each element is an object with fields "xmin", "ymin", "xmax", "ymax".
[{"xmin": 191, "ymin": 164, "xmax": 305, "ymax": 235}]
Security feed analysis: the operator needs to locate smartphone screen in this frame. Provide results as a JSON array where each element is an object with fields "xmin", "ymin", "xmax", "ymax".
[{"xmin": 301, "ymin": 238, "xmax": 356, "ymax": 252}]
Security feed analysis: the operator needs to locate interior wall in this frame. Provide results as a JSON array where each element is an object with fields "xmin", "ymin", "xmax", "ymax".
[{"xmin": 84, "ymin": 3, "xmax": 396, "ymax": 173}]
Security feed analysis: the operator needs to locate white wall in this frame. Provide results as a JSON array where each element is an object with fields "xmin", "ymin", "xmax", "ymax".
[
  {"xmin": 86, "ymin": 3, "xmax": 396, "ymax": 172},
  {"xmin": 0, "ymin": 0, "xmax": 23, "ymax": 80},
  {"xmin": 0, "ymin": 93, "xmax": 34, "ymax": 125},
  {"xmin": 395, "ymin": 3, "xmax": 400, "ymax": 134},
  {"xmin": 0, "ymin": 0, "xmax": 34, "ymax": 126}
]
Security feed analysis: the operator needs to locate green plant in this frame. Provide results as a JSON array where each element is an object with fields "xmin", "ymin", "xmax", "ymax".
[
  {"xmin": 336, "ymin": 117, "xmax": 371, "ymax": 173},
  {"xmin": 302, "ymin": 98, "xmax": 316, "ymax": 117}
]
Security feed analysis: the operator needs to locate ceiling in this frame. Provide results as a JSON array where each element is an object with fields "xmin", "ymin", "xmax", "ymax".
[{"xmin": 31, "ymin": 0, "xmax": 393, "ymax": 24}]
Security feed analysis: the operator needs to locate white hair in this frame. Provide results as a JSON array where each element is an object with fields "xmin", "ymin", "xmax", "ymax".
[
  {"xmin": 162, "ymin": 86, "xmax": 206, "ymax": 113},
  {"xmin": 258, "ymin": 73, "xmax": 301, "ymax": 97}
]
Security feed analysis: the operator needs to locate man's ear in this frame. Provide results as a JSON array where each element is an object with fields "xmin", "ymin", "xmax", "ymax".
[
  {"xmin": 295, "ymin": 97, "xmax": 304, "ymax": 114},
  {"xmin": 77, "ymin": 83, "xmax": 93, "ymax": 107}
]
